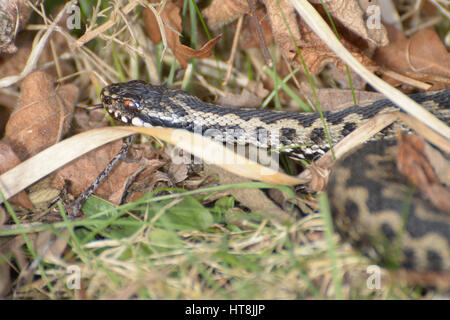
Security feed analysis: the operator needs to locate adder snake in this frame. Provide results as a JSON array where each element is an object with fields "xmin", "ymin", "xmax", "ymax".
[{"xmin": 101, "ymin": 80, "xmax": 450, "ymax": 277}]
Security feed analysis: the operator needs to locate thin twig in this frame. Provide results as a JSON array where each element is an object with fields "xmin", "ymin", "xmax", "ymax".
[
  {"xmin": 70, "ymin": 1, "xmax": 140, "ymax": 50},
  {"xmin": 223, "ymin": 15, "xmax": 244, "ymax": 85},
  {"xmin": 247, "ymin": 0, "xmax": 273, "ymax": 68},
  {"xmin": 67, "ymin": 137, "xmax": 134, "ymax": 218}
]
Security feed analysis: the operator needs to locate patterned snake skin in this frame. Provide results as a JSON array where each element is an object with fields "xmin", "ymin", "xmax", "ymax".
[{"xmin": 100, "ymin": 80, "xmax": 450, "ymax": 277}]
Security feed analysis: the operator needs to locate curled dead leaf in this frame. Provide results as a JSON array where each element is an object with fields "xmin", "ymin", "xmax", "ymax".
[
  {"xmin": 0, "ymin": 141, "xmax": 21, "ymax": 181},
  {"xmin": 202, "ymin": 0, "xmax": 250, "ymax": 30},
  {"xmin": 374, "ymin": 27, "xmax": 450, "ymax": 89},
  {"xmin": 143, "ymin": 2, "xmax": 222, "ymax": 68},
  {"xmin": 393, "ymin": 270, "xmax": 450, "ymax": 291},
  {"xmin": 264, "ymin": 0, "xmax": 303, "ymax": 62},
  {"xmin": 167, "ymin": 162, "xmax": 189, "ymax": 184},
  {"xmin": 304, "ymin": 163, "xmax": 330, "ymax": 192},
  {"xmin": 0, "ymin": 141, "xmax": 33, "ymax": 209},
  {"xmin": 295, "ymin": 17, "xmax": 376, "ymax": 74},
  {"xmin": 396, "ymin": 133, "xmax": 450, "ymax": 213},
  {"xmin": 311, "ymin": 0, "xmax": 388, "ymax": 51}
]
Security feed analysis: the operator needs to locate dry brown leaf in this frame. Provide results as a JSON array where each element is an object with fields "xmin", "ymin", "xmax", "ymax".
[
  {"xmin": 0, "ymin": 34, "xmax": 34, "ymax": 81},
  {"xmin": 71, "ymin": 108, "xmax": 110, "ymax": 134},
  {"xmin": 244, "ymin": 4, "xmax": 376, "ymax": 75},
  {"xmin": 0, "ymin": 141, "xmax": 33, "ymax": 209},
  {"xmin": 216, "ymin": 87, "xmax": 267, "ymax": 109},
  {"xmin": 143, "ymin": 2, "xmax": 222, "ymax": 68},
  {"xmin": 397, "ymin": 133, "xmax": 438, "ymax": 185},
  {"xmin": 135, "ymin": 158, "xmax": 166, "ymax": 183},
  {"xmin": 167, "ymin": 162, "xmax": 188, "ymax": 184},
  {"xmin": 0, "ymin": 25, "xmax": 75, "ymax": 131},
  {"xmin": 396, "ymin": 133, "xmax": 450, "ymax": 213},
  {"xmin": 0, "ymin": 141, "xmax": 21, "ymax": 183},
  {"xmin": 295, "ymin": 17, "xmax": 376, "ymax": 74},
  {"xmin": 374, "ymin": 26, "xmax": 450, "ymax": 89},
  {"xmin": 393, "ymin": 270, "xmax": 450, "ymax": 291},
  {"xmin": 299, "ymin": 83, "xmax": 385, "ymax": 111},
  {"xmin": 423, "ymin": 142, "xmax": 450, "ymax": 186},
  {"xmin": 311, "ymin": 0, "xmax": 388, "ymax": 51},
  {"xmin": 125, "ymin": 157, "xmax": 167, "ymax": 202},
  {"xmin": 202, "ymin": 0, "xmax": 250, "ymax": 30},
  {"xmin": 264, "ymin": 0, "xmax": 303, "ymax": 62},
  {"xmin": 325, "ymin": 64, "xmax": 369, "ymax": 90},
  {"xmin": 4, "ymin": 71, "xmax": 78, "ymax": 160}
]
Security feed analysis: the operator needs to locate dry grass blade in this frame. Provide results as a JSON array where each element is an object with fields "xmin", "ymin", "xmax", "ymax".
[
  {"xmin": 298, "ymin": 112, "xmax": 399, "ymax": 185},
  {"xmin": 395, "ymin": 113, "xmax": 450, "ymax": 153},
  {"xmin": 300, "ymin": 110, "xmax": 450, "ymax": 184},
  {"xmin": 0, "ymin": 126, "xmax": 306, "ymax": 203},
  {"xmin": 289, "ymin": 0, "xmax": 450, "ymax": 141},
  {"xmin": 0, "ymin": 128, "xmax": 133, "ymax": 202},
  {"xmin": 122, "ymin": 126, "xmax": 307, "ymax": 186},
  {"xmin": 315, "ymin": 112, "xmax": 398, "ymax": 168},
  {"xmin": 70, "ymin": 1, "xmax": 141, "ymax": 50}
]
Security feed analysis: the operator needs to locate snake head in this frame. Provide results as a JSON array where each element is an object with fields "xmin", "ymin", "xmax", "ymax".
[{"xmin": 100, "ymin": 80, "xmax": 163, "ymax": 126}]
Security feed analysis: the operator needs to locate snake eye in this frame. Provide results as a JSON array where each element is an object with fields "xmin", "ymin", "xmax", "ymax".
[{"xmin": 123, "ymin": 100, "xmax": 138, "ymax": 109}]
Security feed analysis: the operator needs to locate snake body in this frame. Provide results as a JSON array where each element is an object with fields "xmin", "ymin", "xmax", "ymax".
[
  {"xmin": 101, "ymin": 80, "xmax": 450, "ymax": 275},
  {"xmin": 328, "ymin": 140, "xmax": 449, "ymax": 274}
]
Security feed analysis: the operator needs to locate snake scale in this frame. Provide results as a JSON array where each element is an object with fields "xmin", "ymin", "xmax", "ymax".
[{"xmin": 101, "ymin": 80, "xmax": 450, "ymax": 278}]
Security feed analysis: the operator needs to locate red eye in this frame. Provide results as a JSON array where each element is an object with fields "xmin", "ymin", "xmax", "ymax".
[{"xmin": 123, "ymin": 100, "xmax": 136, "ymax": 109}]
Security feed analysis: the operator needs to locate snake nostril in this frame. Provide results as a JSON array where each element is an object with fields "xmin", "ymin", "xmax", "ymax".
[{"xmin": 102, "ymin": 96, "xmax": 112, "ymax": 105}]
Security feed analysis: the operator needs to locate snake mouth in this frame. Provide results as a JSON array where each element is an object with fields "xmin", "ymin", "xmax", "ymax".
[
  {"xmin": 101, "ymin": 92, "xmax": 135, "ymax": 124},
  {"xmin": 104, "ymin": 107, "xmax": 152, "ymax": 128},
  {"xmin": 107, "ymin": 109, "xmax": 132, "ymax": 124}
]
